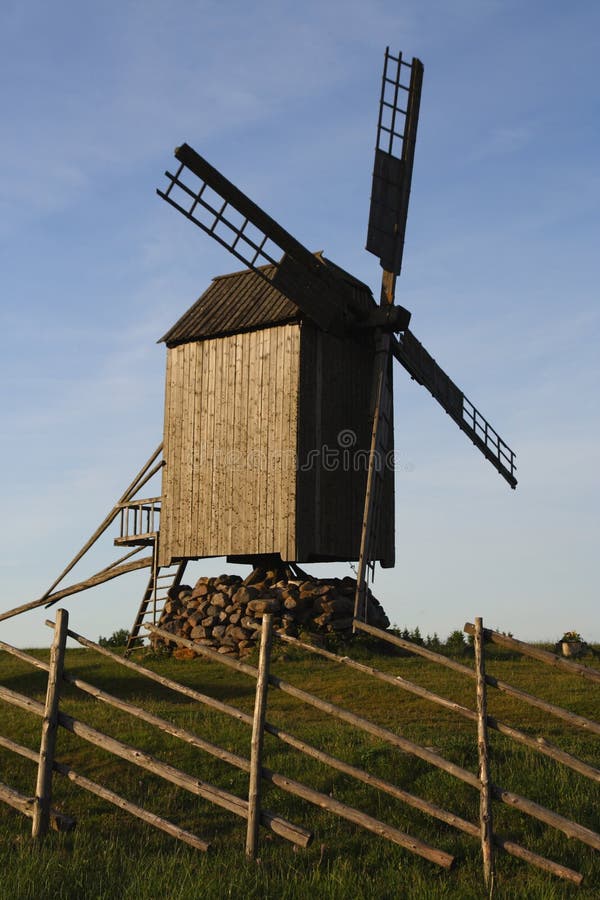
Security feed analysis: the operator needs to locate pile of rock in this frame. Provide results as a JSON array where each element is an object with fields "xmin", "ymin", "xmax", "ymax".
[{"xmin": 150, "ymin": 569, "xmax": 390, "ymax": 659}]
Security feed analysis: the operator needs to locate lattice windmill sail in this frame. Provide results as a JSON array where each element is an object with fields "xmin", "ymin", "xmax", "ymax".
[
  {"xmin": 156, "ymin": 47, "xmax": 517, "ymax": 625},
  {"xmin": 366, "ymin": 48, "xmax": 423, "ymax": 283}
]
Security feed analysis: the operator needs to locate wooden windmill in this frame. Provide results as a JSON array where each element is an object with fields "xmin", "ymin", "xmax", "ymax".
[
  {"xmin": 153, "ymin": 47, "xmax": 516, "ymax": 627},
  {"xmin": 0, "ymin": 49, "xmax": 516, "ymax": 648}
]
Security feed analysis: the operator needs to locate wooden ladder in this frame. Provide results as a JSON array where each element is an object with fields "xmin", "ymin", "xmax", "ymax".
[{"xmin": 125, "ymin": 545, "xmax": 187, "ymax": 655}]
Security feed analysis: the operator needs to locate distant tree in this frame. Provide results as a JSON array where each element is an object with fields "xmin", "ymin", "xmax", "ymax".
[
  {"xmin": 445, "ymin": 630, "xmax": 468, "ymax": 656},
  {"xmin": 98, "ymin": 628, "xmax": 129, "ymax": 648},
  {"xmin": 425, "ymin": 632, "xmax": 442, "ymax": 652}
]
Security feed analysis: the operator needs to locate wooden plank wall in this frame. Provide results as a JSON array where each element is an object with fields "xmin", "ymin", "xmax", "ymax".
[{"xmin": 159, "ymin": 324, "xmax": 301, "ymax": 565}]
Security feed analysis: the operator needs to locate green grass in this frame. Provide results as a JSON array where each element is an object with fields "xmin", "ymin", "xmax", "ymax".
[{"xmin": 0, "ymin": 638, "xmax": 598, "ymax": 899}]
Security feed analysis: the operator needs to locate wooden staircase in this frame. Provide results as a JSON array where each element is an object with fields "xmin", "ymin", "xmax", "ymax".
[{"xmin": 112, "ymin": 497, "xmax": 188, "ymax": 655}]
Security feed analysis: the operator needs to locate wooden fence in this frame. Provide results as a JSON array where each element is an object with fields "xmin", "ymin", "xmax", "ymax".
[{"xmin": 0, "ymin": 610, "xmax": 598, "ymax": 888}]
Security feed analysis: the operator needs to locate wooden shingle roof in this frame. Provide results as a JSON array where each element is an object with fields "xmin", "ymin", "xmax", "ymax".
[{"xmin": 160, "ymin": 254, "xmax": 375, "ymax": 346}]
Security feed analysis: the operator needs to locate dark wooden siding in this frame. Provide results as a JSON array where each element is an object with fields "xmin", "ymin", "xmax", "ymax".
[
  {"xmin": 159, "ymin": 324, "xmax": 300, "ymax": 565},
  {"xmin": 296, "ymin": 323, "xmax": 394, "ymax": 564}
]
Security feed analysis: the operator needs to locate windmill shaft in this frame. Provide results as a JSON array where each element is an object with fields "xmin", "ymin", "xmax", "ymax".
[
  {"xmin": 354, "ymin": 333, "xmax": 394, "ymax": 622},
  {"xmin": 381, "ymin": 270, "xmax": 397, "ymax": 306}
]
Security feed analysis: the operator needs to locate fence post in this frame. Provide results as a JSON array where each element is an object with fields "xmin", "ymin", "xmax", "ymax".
[
  {"xmin": 32, "ymin": 608, "xmax": 68, "ymax": 838},
  {"xmin": 474, "ymin": 616, "xmax": 494, "ymax": 891},
  {"xmin": 246, "ymin": 613, "xmax": 273, "ymax": 859}
]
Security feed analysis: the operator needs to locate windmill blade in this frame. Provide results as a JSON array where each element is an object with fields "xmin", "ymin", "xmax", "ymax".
[
  {"xmin": 393, "ymin": 330, "xmax": 517, "ymax": 488},
  {"xmin": 157, "ymin": 143, "xmax": 361, "ymax": 334},
  {"xmin": 366, "ymin": 49, "xmax": 423, "ymax": 276}
]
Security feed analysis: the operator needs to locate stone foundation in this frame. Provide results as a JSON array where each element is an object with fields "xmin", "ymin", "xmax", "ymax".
[{"xmin": 151, "ymin": 568, "xmax": 390, "ymax": 659}]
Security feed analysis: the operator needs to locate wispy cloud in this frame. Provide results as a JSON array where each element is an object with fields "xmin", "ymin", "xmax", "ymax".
[{"xmin": 468, "ymin": 123, "xmax": 536, "ymax": 161}]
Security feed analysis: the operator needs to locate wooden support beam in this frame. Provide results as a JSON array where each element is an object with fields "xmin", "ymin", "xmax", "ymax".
[
  {"xmin": 246, "ymin": 614, "xmax": 273, "ymax": 859},
  {"xmin": 32, "ymin": 609, "xmax": 68, "ymax": 839},
  {"xmin": 353, "ymin": 331, "xmax": 392, "ymax": 626},
  {"xmin": 474, "ymin": 617, "xmax": 494, "ymax": 890},
  {"xmin": 93, "ymin": 546, "xmax": 143, "ymax": 576},
  {"xmin": 0, "ymin": 556, "xmax": 153, "ymax": 623}
]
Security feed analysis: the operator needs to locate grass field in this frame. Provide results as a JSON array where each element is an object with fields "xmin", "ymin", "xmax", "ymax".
[{"xmin": 0, "ymin": 632, "xmax": 598, "ymax": 899}]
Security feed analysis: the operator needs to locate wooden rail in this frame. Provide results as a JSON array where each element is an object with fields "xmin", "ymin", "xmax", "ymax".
[
  {"xmin": 354, "ymin": 620, "xmax": 600, "ymax": 736},
  {"xmin": 0, "ymin": 733, "xmax": 208, "ymax": 850},
  {"xmin": 0, "ymin": 681, "xmax": 311, "ymax": 847},
  {"xmin": 116, "ymin": 497, "xmax": 161, "ymax": 544},
  {"xmin": 348, "ymin": 619, "xmax": 598, "ymax": 878},
  {"xmin": 0, "ymin": 776, "xmax": 74, "ymax": 833},
  {"xmin": 146, "ymin": 624, "xmax": 600, "ymax": 852},
  {"xmin": 274, "ymin": 632, "xmax": 599, "ymax": 783},
  {"xmin": 463, "ymin": 622, "xmax": 600, "ymax": 684}
]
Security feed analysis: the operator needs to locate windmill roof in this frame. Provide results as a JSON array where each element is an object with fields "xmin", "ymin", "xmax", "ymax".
[{"xmin": 159, "ymin": 253, "xmax": 375, "ymax": 345}]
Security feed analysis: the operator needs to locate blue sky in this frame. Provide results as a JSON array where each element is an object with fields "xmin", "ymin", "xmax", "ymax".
[{"xmin": 1, "ymin": 0, "xmax": 598, "ymax": 648}]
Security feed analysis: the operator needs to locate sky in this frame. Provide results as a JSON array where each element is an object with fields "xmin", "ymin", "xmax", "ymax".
[{"xmin": 1, "ymin": 0, "xmax": 598, "ymax": 648}]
